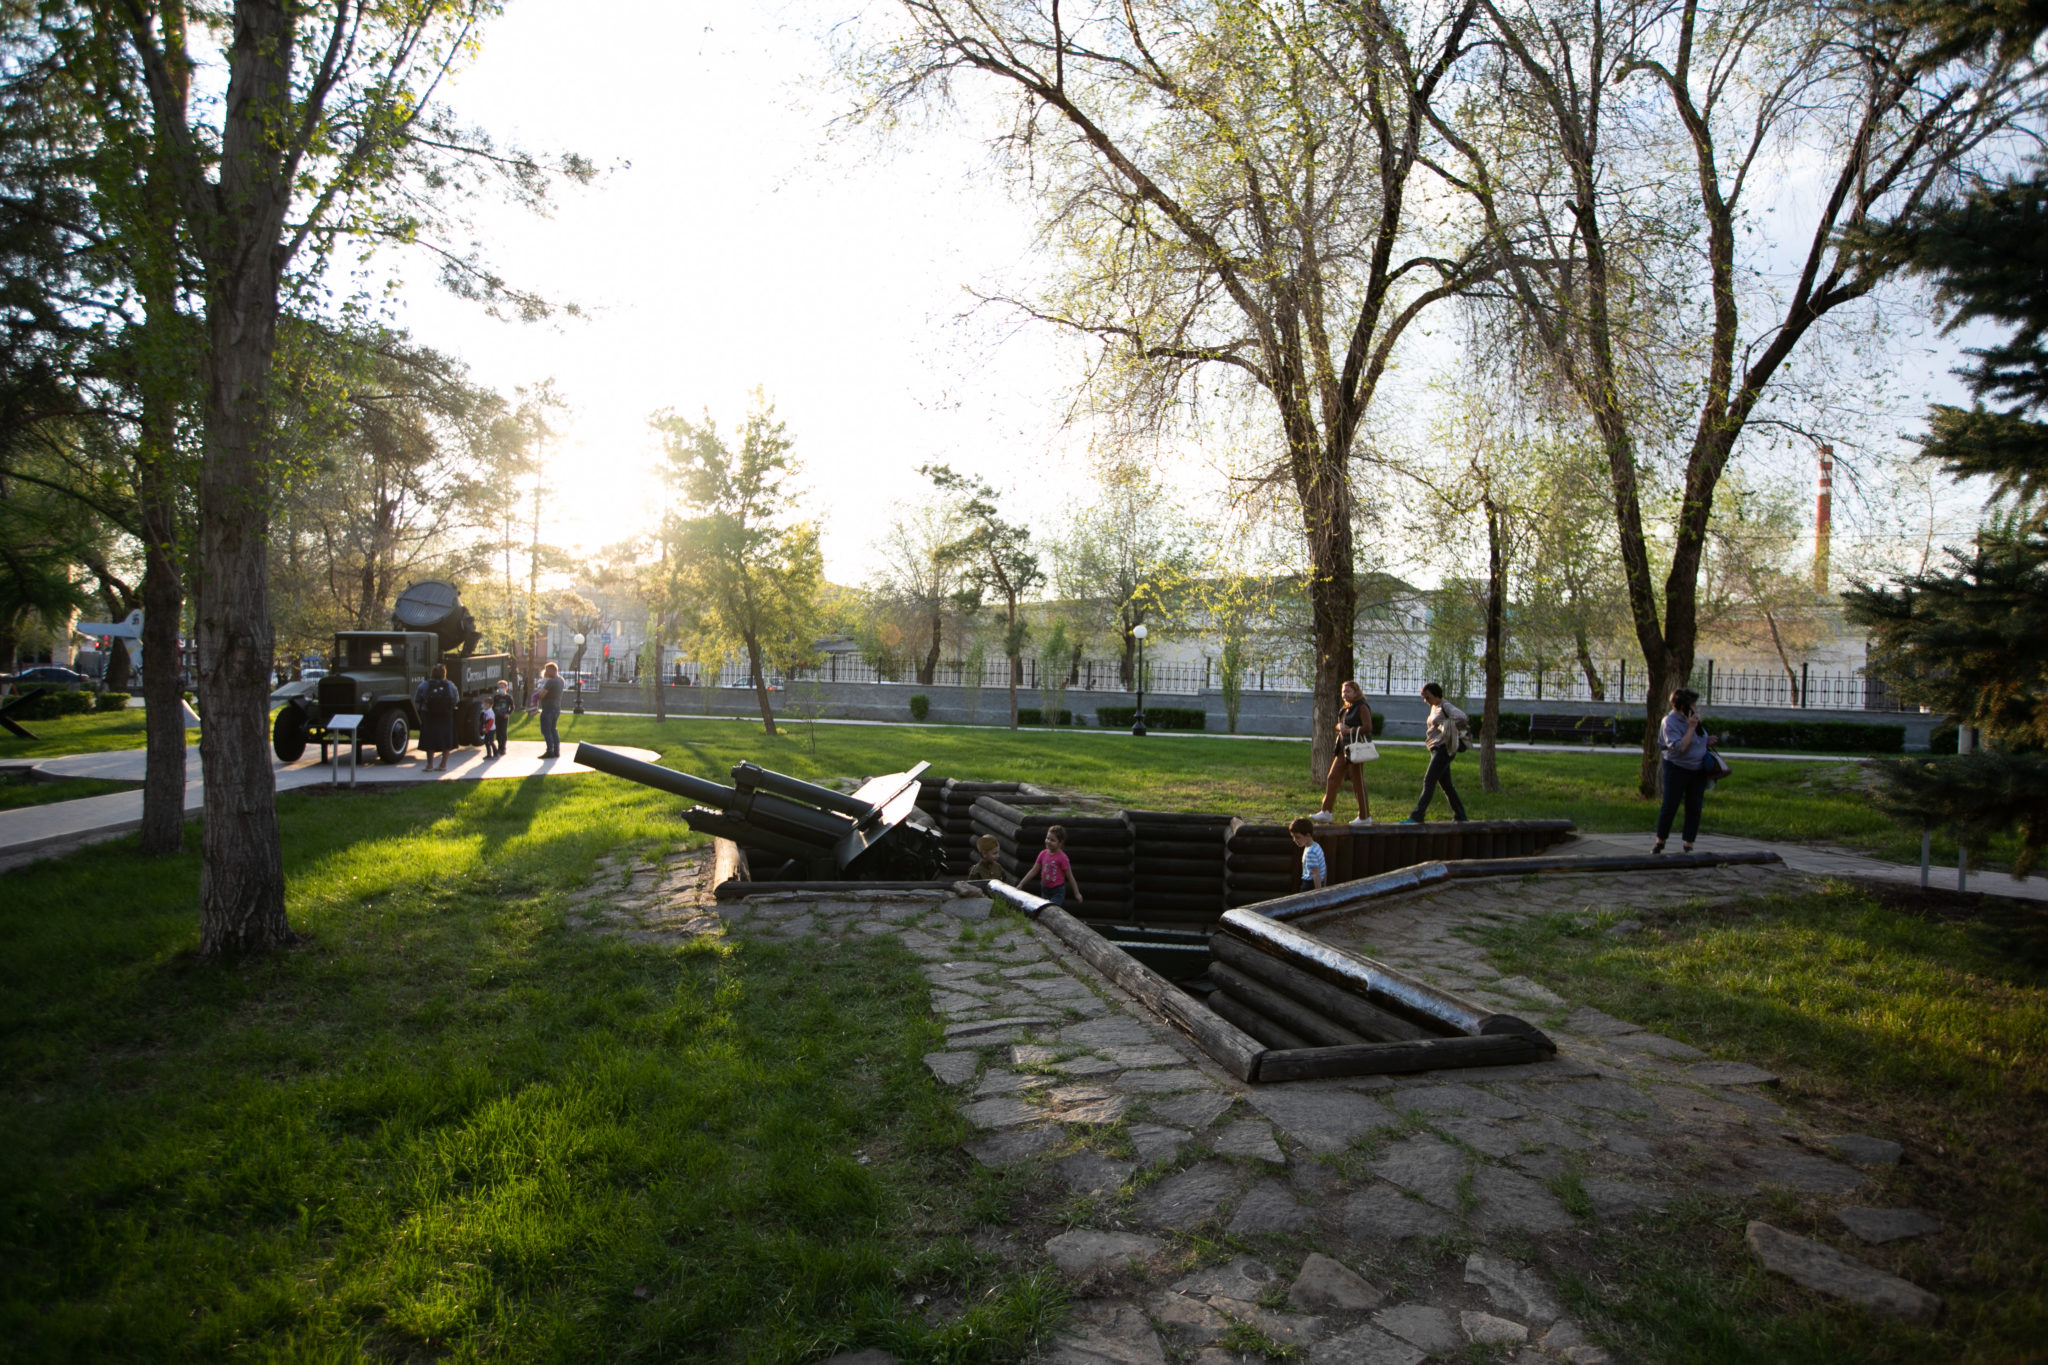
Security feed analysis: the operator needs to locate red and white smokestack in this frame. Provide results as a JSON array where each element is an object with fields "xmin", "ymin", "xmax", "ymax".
[{"xmin": 1814, "ymin": 444, "xmax": 1833, "ymax": 591}]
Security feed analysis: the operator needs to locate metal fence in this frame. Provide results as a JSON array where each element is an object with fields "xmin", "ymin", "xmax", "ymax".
[{"xmin": 655, "ymin": 652, "xmax": 1901, "ymax": 711}]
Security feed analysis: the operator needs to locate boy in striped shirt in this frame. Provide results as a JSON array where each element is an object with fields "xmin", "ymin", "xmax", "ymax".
[{"xmin": 1290, "ymin": 817, "xmax": 1327, "ymax": 891}]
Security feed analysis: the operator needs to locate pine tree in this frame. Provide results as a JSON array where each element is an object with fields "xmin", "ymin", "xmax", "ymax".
[{"xmin": 1846, "ymin": 54, "xmax": 2048, "ymax": 870}]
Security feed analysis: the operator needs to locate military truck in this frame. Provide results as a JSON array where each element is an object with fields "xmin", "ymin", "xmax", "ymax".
[{"xmin": 272, "ymin": 581, "xmax": 514, "ymax": 764}]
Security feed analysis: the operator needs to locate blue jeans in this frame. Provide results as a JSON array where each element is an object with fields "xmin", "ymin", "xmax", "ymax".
[
  {"xmin": 1657, "ymin": 761, "xmax": 1712, "ymax": 843},
  {"xmin": 539, "ymin": 708, "xmax": 560, "ymax": 754},
  {"xmin": 1410, "ymin": 748, "xmax": 1467, "ymax": 821},
  {"xmin": 1042, "ymin": 884, "xmax": 1067, "ymax": 907}
]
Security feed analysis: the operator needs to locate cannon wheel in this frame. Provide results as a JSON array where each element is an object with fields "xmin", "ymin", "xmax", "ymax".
[
  {"xmin": 272, "ymin": 706, "xmax": 308, "ymax": 763},
  {"xmin": 373, "ymin": 708, "xmax": 411, "ymax": 764}
]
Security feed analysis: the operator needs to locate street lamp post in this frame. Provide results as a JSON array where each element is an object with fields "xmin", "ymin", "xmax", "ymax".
[
  {"xmin": 572, "ymin": 634, "xmax": 586, "ymax": 715},
  {"xmin": 1131, "ymin": 623, "xmax": 1149, "ymax": 736}
]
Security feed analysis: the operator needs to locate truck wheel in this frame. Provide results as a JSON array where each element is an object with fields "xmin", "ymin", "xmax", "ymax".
[
  {"xmin": 272, "ymin": 706, "xmax": 308, "ymax": 763},
  {"xmin": 373, "ymin": 709, "xmax": 411, "ymax": 764}
]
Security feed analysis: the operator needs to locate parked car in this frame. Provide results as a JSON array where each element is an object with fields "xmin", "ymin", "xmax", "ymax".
[{"xmin": 6, "ymin": 665, "xmax": 90, "ymax": 690}]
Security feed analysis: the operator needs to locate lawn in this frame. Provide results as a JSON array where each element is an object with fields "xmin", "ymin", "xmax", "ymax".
[
  {"xmin": 0, "ymin": 708, "xmax": 164, "ymax": 758},
  {"xmin": 0, "ymin": 764, "xmax": 1058, "ymax": 1362},
  {"xmin": 1469, "ymin": 880, "xmax": 2048, "ymax": 1365},
  {"xmin": 0, "ymin": 771, "xmax": 140, "ymax": 811}
]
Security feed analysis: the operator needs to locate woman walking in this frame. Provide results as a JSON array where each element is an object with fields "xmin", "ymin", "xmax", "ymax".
[
  {"xmin": 1654, "ymin": 688, "xmax": 1718, "ymax": 854},
  {"xmin": 1311, "ymin": 679, "xmax": 1376, "ymax": 824},
  {"xmin": 1402, "ymin": 682, "xmax": 1470, "ymax": 824}
]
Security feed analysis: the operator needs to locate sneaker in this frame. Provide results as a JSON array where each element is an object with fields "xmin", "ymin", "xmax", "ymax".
[
  {"xmin": 1310, "ymin": 810, "xmax": 1335, "ymax": 823},
  {"xmin": 1399, "ymin": 816, "xmax": 1423, "ymax": 825},
  {"xmin": 1350, "ymin": 817, "xmax": 1375, "ymax": 826}
]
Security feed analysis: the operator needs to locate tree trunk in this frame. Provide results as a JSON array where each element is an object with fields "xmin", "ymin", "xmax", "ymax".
[
  {"xmin": 744, "ymin": 634, "xmax": 776, "ymax": 735},
  {"xmin": 650, "ymin": 612, "xmax": 668, "ymax": 722},
  {"xmin": 1479, "ymin": 498, "xmax": 1505, "ymax": 795},
  {"xmin": 1764, "ymin": 608, "xmax": 1799, "ymax": 704},
  {"xmin": 1301, "ymin": 468, "xmax": 1357, "ymax": 784},
  {"xmin": 1006, "ymin": 599, "xmax": 1021, "ymax": 729},
  {"xmin": 194, "ymin": 0, "xmax": 293, "ymax": 958},
  {"xmin": 1573, "ymin": 629, "xmax": 1604, "ymax": 702},
  {"xmin": 137, "ymin": 439, "xmax": 187, "ymax": 856},
  {"xmin": 921, "ymin": 610, "xmax": 941, "ymax": 684}
]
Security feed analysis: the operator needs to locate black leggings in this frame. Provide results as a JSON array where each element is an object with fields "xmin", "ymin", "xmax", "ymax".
[
  {"xmin": 1657, "ymin": 761, "xmax": 1712, "ymax": 844},
  {"xmin": 1410, "ymin": 748, "xmax": 1467, "ymax": 822}
]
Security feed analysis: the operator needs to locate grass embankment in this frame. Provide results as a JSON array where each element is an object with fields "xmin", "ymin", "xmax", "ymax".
[
  {"xmin": 1471, "ymin": 881, "xmax": 2048, "ymax": 1365},
  {"xmin": 0, "ymin": 771, "xmax": 139, "ymax": 811},
  {"xmin": 0, "ymin": 769, "xmax": 1057, "ymax": 1361},
  {"xmin": 0, "ymin": 709, "xmax": 161, "ymax": 758}
]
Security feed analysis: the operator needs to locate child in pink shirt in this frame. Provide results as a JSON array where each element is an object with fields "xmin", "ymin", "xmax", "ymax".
[{"xmin": 1018, "ymin": 825, "xmax": 1084, "ymax": 908}]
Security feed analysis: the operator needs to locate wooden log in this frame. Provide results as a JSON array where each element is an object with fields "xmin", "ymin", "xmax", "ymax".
[
  {"xmin": 1225, "ymin": 852, "xmax": 1301, "ymax": 874},
  {"xmin": 1126, "ymin": 809, "xmax": 1236, "ymax": 827},
  {"xmin": 1240, "ymin": 862, "xmax": 1453, "ymax": 921},
  {"xmin": 1205, "ymin": 989, "xmax": 1307, "ymax": 1052},
  {"xmin": 1019, "ymin": 900, "xmax": 1266, "ymax": 1081},
  {"xmin": 1210, "ymin": 962, "xmax": 1367, "ymax": 1047},
  {"xmin": 1256, "ymin": 1033, "xmax": 1545, "ymax": 1082},
  {"xmin": 1209, "ymin": 932, "xmax": 1434, "ymax": 1042},
  {"xmin": 1220, "ymin": 910, "xmax": 1553, "ymax": 1047}
]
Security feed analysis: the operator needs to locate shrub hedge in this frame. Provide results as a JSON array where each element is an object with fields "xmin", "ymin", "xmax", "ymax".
[
  {"xmin": 8, "ymin": 688, "xmax": 95, "ymax": 720},
  {"xmin": 1096, "ymin": 705, "xmax": 1207, "ymax": 731},
  {"xmin": 1015, "ymin": 707, "xmax": 1078, "ymax": 726},
  {"xmin": 908, "ymin": 693, "xmax": 930, "ymax": 721},
  {"xmin": 95, "ymin": 692, "xmax": 131, "ymax": 713},
  {"xmin": 1482, "ymin": 709, "xmax": 1906, "ymax": 752}
]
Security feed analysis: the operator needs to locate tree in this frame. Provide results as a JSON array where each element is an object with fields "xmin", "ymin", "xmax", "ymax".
[
  {"xmin": 1699, "ymin": 478, "xmax": 1829, "ymax": 703},
  {"xmin": 555, "ymin": 591, "xmax": 602, "ymax": 674},
  {"xmin": 851, "ymin": 0, "xmax": 1494, "ymax": 778},
  {"xmin": 1051, "ymin": 461, "xmax": 1195, "ymax": 687},
  {"xmin": 656, "ymin": 397, "xmax": 824, "ymax": 736},
  {"xmin": 1436, "ymin": 0, "xmax": 2043, "ymax": 793},
  {"xmin": 872, "ymin": 502, "xmax": 973, "ymax": 684},
  {"xmin": 923, "ymin": 464, "xmax": 1045, "ymax": 730}
]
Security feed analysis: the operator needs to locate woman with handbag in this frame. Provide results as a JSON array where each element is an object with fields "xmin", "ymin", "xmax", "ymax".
[
  {"xmin": 1311, "ymin": 679, "xmax": 1377, "ymax": 825},
  {"xmin": 1654, "ymin": 687, "xmax": 1721, "ymax": 854}
]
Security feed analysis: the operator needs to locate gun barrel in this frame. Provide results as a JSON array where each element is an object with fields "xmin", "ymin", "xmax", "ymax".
[
  {"xmin": 732, "ymin": 761, "xmax": 871, "ymax": 819},
  {"xmin": 574, "ymin": 742, "xmax": 737, "ymax": 807}
]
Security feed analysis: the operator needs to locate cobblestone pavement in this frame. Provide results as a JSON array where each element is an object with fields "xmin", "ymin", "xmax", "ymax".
[{"xmin": 578, "ymin": 851, "xmax": 1943, "ymax": 1364}]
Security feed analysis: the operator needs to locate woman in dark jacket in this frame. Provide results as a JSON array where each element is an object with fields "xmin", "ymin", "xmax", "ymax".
[
  {"xmin": 418, "ymin": 663, "xmax": 458, "ymax": 771},
  {"xmin": 1311, "ymin": 679, "xmax": 1376, "ymax": 825}
]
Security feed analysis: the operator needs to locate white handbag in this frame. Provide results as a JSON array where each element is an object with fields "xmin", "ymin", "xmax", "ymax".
[{"xmin": 1345, "ymin": 740, "xmax": 1380, "ymax": 763}]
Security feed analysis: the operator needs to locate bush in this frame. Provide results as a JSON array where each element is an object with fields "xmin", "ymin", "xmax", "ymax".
[
  {"xmin": 8, "ymin": 688, "xmax": 95, "ymax": 720},
  {"xmin": 908, "ymin": 693, "xmax": 930, "ymax": 721},
  {"xmin": 1016, "ymin": 707, "xmax": 1077, "ymax": 726},
  {"xmin": 1096, "ymin": 705, "xmax": 1207, "ymax": 731},
  {"xmin": 95, "ymin": 692, "xmax": 131, "ymax": 713}
]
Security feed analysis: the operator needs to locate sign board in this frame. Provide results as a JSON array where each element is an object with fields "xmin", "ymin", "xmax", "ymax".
[{"xmin": 328, "ymin": 713, "xmax": 365, "ymax": 731}]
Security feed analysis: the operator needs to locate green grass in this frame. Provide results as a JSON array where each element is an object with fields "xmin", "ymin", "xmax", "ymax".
[
  {"xmin": 0, "ymin": 709, "xmax": 165, "ymax": 758},
  {"xmin": 0, "ymin": 771, "xmax": 139, "ymax": 810},
  {"xmin": 3, "ymin": 709, "xmax": 1978, "ymax": 868},
  {"xmin": 1470, "ymin": 881, "xmax": 2048, "ymax": 1364},
  {"xmin": 0, "ymin": 761, "xmax": 1061, "ymax": 1361}
]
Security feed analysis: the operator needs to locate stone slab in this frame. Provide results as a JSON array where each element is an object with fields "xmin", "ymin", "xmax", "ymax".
[
  {"xmin": 1369, "ymin": 1134, "xmax": 1469, "ymax": 1209},
  {"xmin": 1110, "ymin": 1068, "xmax": 1209, "ymax": 1094},
  {"xmin": 945, "ymin": 1015, "xmax": 1058, "ymax": 1042},
  {"xmin": 1101, "ymin": 1043, "xmax": 1190, "ymax": 1068},
  {"xmin": 1465, "ymin": 1251, "xmax": 1562, "ymax": 1326},
  {"xmin": 1432, "ymin": 1116, "xmax": 1520, "ymax": 1158},
  {"xmin": 1061, "ymin": 1017, "xmax": 1158, "ymax": 1047},
  {"xmin": 1171, "ymin": 1255, "xmax": 1280, "ymax": 1302},
  {"xmin": 1745, "ymin": 1221, "xmax": 1942, "ymax": 1322},
  {"xmin": 1249, "ymin": 1088, "xmax": 1400, "ymax": 1154},
  {"xmin": 1134, "ymin": 1161, "xmax": 1242, "ymax": 1231},
  {"xmin": 1227, "ymin": 1179, "xmax": 1311, "ymax": 1237},
  {"xmin": 1836, "ymin": 1207, "xmax": 1942, "ymax": 1244},
  {"xmin": 1604, "ymin": 1031, "xmax": 1708, "ymax": 1060},
  {"xmin": 1827, "ymin": 1133, "xmax": 1905, "ymax": 1167},
  {"xmin": 1042, "ymin": 1298, "xmax": 1169, "ymax": 1364},
  {"xmin": 1058, "ymin": 1150, "xmax": 1137, "ymax": 1197},
  {"xmin": 923, "ymin": 1051, "xmax": 978, "ymax": 1086},
  {"xmin": 1372, "ymin": 1303, "xmax": 1461, "ymax": 1355},
  {"xmin": 964, "ymin": 1126, "xmax": 1063, "ymax": 1167},
  {"xmin": 1583, "ymin": 1177, "xmax": 1670, "ymax": 1218},
  {"xmin": 1128, "ymin": 1123, "xmax": 1194, "ymax": 1166},
  {"xmin": 1738, "ymin": 1147, "xmax": 1866, "ymax": 1196},
  {"xmin": 1149, "ymin": 1090, "xmax": 1235, "ymax": 1132},
  {"xmin": 1309, "ymin": 1323, "xmax": 1427, "ymax": 1365},
  {"xmin": 961, "ymin": 1095, "xmax": 1041, "ymax": 1130},
  {"xmin": 1290, "ymin": 1252, "xmax": 1386, "ymax": 1313},
  {"xmin": 1339, "ymin": 1184, "xmax": 1454, "ymax": 1242},
  {"xmin": 1395, "ymin": 1083, "xmax": 1525, "ymax": 1120},
  {"xmin": 1687, "ymin": 1061, "xmax": 1778, "ymax": 1086},
  {"xmin": 1212, "ymin": 1118, "xmax": 1286, "ymax": 1163},
  {"xmin": 1469, "ymin": 1164, "xmax": 1574, "ymax": 1235},
  {"xmin": 1045, "ymin": 1231, "xmax": 1166, "ymax": 1278},
  {"xmin": 1460, "ymin": 1310, "xmax": 1528, "ymax": 1345}
]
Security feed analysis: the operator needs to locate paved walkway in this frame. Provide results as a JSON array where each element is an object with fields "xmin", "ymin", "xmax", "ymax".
[
  {"xmin": 576, "ymin": 852, "xmax": 1951, "ymax": 1364},
  {"xmin": 1571, "ymin": 830, "xmax": 2046, "ymax": 901},
  {"xmin": 0, "ymin": 741, "xmax": 656, "ymax": 872}
]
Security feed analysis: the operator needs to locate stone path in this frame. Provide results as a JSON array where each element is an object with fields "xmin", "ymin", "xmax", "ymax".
[{"xmin": 575, "ymin": 848, "xmax": 1949, "ymax": 1364}]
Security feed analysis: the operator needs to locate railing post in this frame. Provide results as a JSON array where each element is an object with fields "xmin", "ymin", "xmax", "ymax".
[
  {"xmin": 1536, "ymin": 661, "xmax": 1543, "ymax": 701},
  {"xmin": 1921, "ymin": 829, "xmax": 1931, "ymax": 889},
  {"xmin": 1801, "ymin": 661, "xmax": 1810, "ymax": 709},
  {"xmin": 1705, "ymin": 658, "xmax": 1714, "ymax": 706},
  {"xmin": 1385, "ymin": 653, "xmax": 1393, "ymax": 694}
]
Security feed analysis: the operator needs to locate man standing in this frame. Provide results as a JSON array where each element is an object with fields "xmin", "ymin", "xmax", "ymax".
[
  {"xmin": 1402, "ymin": 682, "xmax": 1470, "ymax": 824},
  {"xmin": 538, "ymin": 662, "xmax": 565, "ymax": 759}
]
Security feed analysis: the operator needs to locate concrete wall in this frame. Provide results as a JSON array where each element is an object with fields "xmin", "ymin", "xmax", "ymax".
[{"xmin": 580, "ymin": 678, "xmax": 1942, "ymax": 751}]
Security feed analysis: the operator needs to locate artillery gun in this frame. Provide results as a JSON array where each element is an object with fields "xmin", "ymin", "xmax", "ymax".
[
  {"xmin": 576, "ymin": 743, "xmax": 948, "ymax": 881},
  {"xmin": 273, "ymin": 581, "xmax": 513, "ymax": 764}
]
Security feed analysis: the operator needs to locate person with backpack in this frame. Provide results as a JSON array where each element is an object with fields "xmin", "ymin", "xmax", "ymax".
[
  {"xmin": 1401, "ymin": 681, "xmax": 1470, "ymax": 823},
  {"xmin": 1654, "ymin": 687, "xmax": 1720, "ymax": 854},
  {"xmin": 415, "ymin": 663, "xmax": 459, "ymax": 772},
  {"xmin": 489, "ymin": 680, "xmax": 513, "ymax": 758}
]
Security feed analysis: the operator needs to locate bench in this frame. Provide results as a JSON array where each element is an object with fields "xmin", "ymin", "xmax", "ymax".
[{"xmin": 1529, "ymin": 713, "xmax": 1618, "ymax": 745}]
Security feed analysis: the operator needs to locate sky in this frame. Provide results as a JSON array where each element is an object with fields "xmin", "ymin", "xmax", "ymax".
[
  {"xmin": 377, "ymin": 0, "xmax": 1996, "ymax": 589},
  {"xmin": 383, "ymin": 0, "xmax": 1100, "ymax": 583}
]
